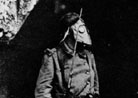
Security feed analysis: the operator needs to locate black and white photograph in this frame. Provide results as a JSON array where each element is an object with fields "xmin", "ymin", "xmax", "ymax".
[{"xmin": 0, "ymin": 0, "xmax": 137, "ymax": 98}]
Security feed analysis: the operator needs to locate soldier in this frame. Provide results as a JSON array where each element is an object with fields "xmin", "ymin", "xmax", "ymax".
[{"xmin": 35, "ymin": 12, "xmax": 100, "ymax": 98}]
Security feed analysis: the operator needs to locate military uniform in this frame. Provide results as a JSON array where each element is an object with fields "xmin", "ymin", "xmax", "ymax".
[{"xmin": 35, "ymin": 42, "xmax": 99, "ymax": 98}]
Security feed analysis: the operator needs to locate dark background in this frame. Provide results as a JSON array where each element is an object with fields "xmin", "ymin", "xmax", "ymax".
[{"xmin": 0, "ymin": 0, "xmax": 138, "ymax": 98}]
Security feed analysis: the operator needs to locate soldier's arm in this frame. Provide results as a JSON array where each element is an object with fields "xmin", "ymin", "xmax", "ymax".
[
  {"xmin": 35, "ymin": 50, "xmax": 54, "ymax": 98},
  {"xmin": 92, "ymin": 54, "xmax": 99, "ymax": 95}
]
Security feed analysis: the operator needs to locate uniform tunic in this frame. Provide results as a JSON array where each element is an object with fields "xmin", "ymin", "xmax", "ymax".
[{"xmin": 35, "ymin": 42, "xmax": 99, "ymax": 98}]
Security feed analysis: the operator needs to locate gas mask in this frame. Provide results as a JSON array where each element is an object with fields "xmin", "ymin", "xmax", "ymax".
[{"xmin": 71, "ymin": 19, "xmax": 92, "ymax": 45}]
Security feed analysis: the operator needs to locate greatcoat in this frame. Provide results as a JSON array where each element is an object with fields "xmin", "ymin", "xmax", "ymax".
[{"xmin": 35, "ymin": 42, "xmax": 99, "ymax": 98}]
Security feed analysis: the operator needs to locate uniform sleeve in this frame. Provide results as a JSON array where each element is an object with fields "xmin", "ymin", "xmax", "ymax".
[
  {"xmin": 35, "ymin": 54, "xmax": 54, "ymax": 98},
  {"xmin": 92, "ymin": 54, "xmax": 99, "ymax": 94}
]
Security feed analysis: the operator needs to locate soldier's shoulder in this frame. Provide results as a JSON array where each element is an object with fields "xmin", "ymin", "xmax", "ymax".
[{"xmin": 44, "ymin": 48, "xmax": 57, "ymax": 56}]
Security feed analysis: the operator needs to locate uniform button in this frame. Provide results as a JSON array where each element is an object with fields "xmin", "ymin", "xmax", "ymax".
[
  {"xmin": 86, "ymin": 81, "xmax": 90, "ymax": 85},
  {"xmin": 85, "ymin": 71, "xmax": 90, "ymax": 74},
  {"xmin": 83, "ymin": 55, "xmax": 87, "ymax": 58}
]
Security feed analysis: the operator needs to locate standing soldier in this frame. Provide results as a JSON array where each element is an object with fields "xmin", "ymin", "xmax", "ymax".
[{"xmin": 35, "ymin": 12, "xmax": 100, "ymax": 98}]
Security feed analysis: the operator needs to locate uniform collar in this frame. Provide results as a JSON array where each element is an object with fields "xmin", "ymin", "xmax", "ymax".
[{"xmin": 60, "ymin": 41, "xmax": 87, "ymax": 58}]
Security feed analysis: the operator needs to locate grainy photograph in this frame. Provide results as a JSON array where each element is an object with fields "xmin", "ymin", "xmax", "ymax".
[{"xmin": 0, "ymin": 0, "xmax": 137, "ymax": 98}]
